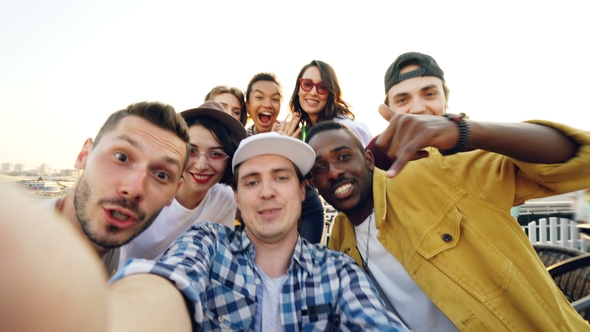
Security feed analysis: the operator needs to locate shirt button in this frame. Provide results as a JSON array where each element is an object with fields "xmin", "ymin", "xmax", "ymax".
[
  {"xmin": 218, "ymin": 316, "xmax": 225, "ymax": 323},
  {"xmin": 442, "ymin": 234, "xmax": 453, "ymax": 242},
  {"xmin": 255, "ymin": 278, "xmax": 261, "ymax": 285}
]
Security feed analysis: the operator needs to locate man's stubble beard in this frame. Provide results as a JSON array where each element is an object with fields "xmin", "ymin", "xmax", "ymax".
[{"xmin": 73, "ymin": 174, "xmax": 162, "ymax": 250}]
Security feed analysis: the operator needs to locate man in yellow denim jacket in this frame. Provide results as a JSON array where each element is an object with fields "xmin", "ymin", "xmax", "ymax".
[{"xmin": 307, "ymin": 118, "xmax": 590, "ymax": 331}]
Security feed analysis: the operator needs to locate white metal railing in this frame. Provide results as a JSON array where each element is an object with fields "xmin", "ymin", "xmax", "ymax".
[{"xmin": 522, "ymin": 217, "xmax": 588, "ymax": 251}]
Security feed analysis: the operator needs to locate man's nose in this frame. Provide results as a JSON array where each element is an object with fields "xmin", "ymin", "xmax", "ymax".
[
  {"xmin": 119, "ymin": 169, "xmax": 147, "ymax": 201},
  {"xmin": 409, "ymin": 100, "xmax": 427, "ymax": 114},
  {"xmin": 258, "ymin": 179, "xmax": 276, "ymax": 199},
  {"xmin": 327, "ymin": 162, "xmax": 345, "ymax": 180}
]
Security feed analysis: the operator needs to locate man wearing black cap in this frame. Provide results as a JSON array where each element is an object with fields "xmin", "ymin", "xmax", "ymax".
[
  {"xmin": 367, "ymin": 52, "xmax": 452, "ymax": 168},
  {"xmin": 305, "ymin": 53, "xmax": 590, "ymax": 330},
  {"xmin": 383, "ymin": 51, "xmax": 448, "ymax": 112}
]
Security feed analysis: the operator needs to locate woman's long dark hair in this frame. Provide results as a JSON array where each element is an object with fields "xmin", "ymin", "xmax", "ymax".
[
  {"xmin": 184, "ymin": 116, "xmax": 240, "ymax": 185},
  {"xmin": 289, "ymin": 60, "xmax": 354, "ymax": 128}
]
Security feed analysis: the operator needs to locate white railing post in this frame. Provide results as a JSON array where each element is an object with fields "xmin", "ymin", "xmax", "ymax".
[
  {"xmin": 528, "ymin": 221, "xmax": 537, "ymax": 243},
  {"xmin": 569, "ymin": 219, "xmax": 578, "ymax": 249},
  {"xmin": 539, "ymin": 218, "xmax": 547, "ymax": 244},
  {"xmin": 581, "ymin": 236, "xmax": 589, "ymax": 252},
  {"xmin": 549, "ymin": 218, "xmax": 558, "ymax": 245},
  {"xmin": 554, "ymin": 217, "xmax": 567, "ymax": 247},
  {"xmin": 524, "ymin": 217, "xmax": 586, "ymax": 251}
]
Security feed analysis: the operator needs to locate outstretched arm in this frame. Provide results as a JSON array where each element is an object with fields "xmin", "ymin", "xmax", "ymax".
[
  {"xmin": 107, "ymin": 274, "xmax": 191, "ymax": 331},
  {"xmin": 468, "ymin": 121, "xmax": 577, "ymax": 162},
  {"xmin": 375, "ymin": 104, "xmax": 578, "ymax": 177},
  {"xmin": 0, "ymin": 184, "xmax": 107, "ymax": 332},
  {"xmin": 0, "ymin": 183, "xmax": 192, "ymax": 332}
]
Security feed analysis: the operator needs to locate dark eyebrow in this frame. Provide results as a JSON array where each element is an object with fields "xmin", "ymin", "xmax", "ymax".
[
  {"xmin": 190, "ymin": 143, "xmax": 224, "ymax": 150},
  {"xmin": 163, "ymin": 156, "xmax": 181, "ymax": 170},
  {"xmin": 117, "ymin": 135, "xmax": 141, "ymax": 149},
  {"xmin": 392, "ymin": 91, "xmax": 409, "ymax": 100},
  {"xmin": 240, "ymin": 166, "xmax": 295, "ymax": 180},
  {"xmin": 314, "ymin": 145, "xmax": 353, "ymax": 162},
  {"xmin": 392, "ymin": 84, "xmax": 439, "ymax": 99},
  {"xmin": 271, "ymin": 167, "xmax": 295, "ymax": 174},
  {"xmin": 240, "ymin": 171, "xmax": 260, "ymax": 181},
  {"xmin": 118, "ymin": 134, "xmax": 182, "ymax": 170},
  {"xmin": 253, "ymin": 89, "xmax": 281, "ymax": 97},
  {"xmin": 420, "ymin": 84, "xmax": 438, "ymax": 92}
]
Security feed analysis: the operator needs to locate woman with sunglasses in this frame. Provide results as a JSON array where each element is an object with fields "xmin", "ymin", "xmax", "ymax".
[
  {"xmin": 118, "ymin": 101, "xmax": 248, "ymax": 268},
  {"xmin": 204, "ymin": 85, "xmax": 248, "ymax": 126},
  {"xmin": 289, "ymin": 60, "xmax": 372, "ymax": 146},
  {"xmin": 243, "ymin": 72, "xmax": 325, "ymax": 244}
]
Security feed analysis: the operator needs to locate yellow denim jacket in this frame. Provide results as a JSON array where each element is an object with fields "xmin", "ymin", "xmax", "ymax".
[{"xmin": 329, "ymin": 120, "xmax": 590, "ymax": 331}]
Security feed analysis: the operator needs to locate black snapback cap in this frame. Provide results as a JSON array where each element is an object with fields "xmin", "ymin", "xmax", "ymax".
[{"xmin": 384, "ymin": 52, "xmax": 445, "ymax": 93}]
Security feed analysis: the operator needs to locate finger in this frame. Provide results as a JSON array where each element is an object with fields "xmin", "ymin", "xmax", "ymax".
[
  {"xmin": 284, "ymin": 112, "xmax": 292, "ymax": 123},
  {"xmin": 272, "ymin": 122, "xmax": 280, "ymax": 132},
  {"xmin": 290, "ymin": 114, "xmax": 300, "ymax": 131},
  {"xmin": 291, "ymin": 127, "xmax": 302, "ymax": 139},
  {"xmin": 387, "ymin": 150, "xmax": 429, "ymax": 178},
  {"xmin": 375, "ymin": 113, "xmax": 403, "ymax": 159},
  {"xmin": 378, "ymin": 104, "xmax": 396, "ymax": 122},
  {"xmin": 285, "ymin": 114, "xmax": 300, "ymax": 135},
  {"xmin": 377, "ymin": 114, "xmax": 426, "ymax": 176}
]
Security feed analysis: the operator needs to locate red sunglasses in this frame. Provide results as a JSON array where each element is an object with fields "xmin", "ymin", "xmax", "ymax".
[{"xmin": 299, "ymin": 78, "xmax": 328, "ymax": 95}]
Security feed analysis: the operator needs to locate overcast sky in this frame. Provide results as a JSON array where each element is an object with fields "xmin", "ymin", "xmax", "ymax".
[{"xmin": 1, "ymin": 0, "xmax": 588, "ymax": 170}]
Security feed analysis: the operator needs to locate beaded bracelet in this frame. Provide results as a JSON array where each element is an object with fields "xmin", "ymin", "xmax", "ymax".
[{"xmin": 438, "ymin": 113, "xmax": 470, "ymax": 156}]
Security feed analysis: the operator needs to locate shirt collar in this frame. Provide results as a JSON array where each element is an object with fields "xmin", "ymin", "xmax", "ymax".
[
  {"xmin": 229, "ymin": 228, "xmax": 315, "ymax": 275},
  {"xmin": 292, "ymin": 236, "xmax": 315, "ymax": 275}
]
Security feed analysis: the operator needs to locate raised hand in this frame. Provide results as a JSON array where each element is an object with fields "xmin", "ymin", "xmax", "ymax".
[
  {"xmin": 378, "ymin": 103, "xmax": 396, "ymax": 122},
  {"xmin": 274, "ymin": 112, "xmax": 302, "ymax": 139},
  {"xmin": 374, "ymin": 104, "xmax": 459, "ymax": 178}
]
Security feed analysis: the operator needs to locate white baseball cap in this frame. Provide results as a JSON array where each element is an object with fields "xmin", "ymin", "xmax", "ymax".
[{"xmin": 232, "ymin": 132, "xmax": 315, "ymax": 175}]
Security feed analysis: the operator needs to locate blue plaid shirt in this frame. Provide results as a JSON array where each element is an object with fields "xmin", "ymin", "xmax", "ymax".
[{"xmin": 112, "ymin": 222, "xmax": 408, "ymax": 332}]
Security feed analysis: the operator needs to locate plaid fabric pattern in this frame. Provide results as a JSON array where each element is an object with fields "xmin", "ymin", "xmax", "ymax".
[{"xmin": 112, "ymin": 222, "xmax": 408, "ymax": 331}]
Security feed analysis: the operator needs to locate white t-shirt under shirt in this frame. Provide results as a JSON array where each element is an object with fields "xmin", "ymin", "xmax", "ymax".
[
  {"xmin": 355, "ymin": 212, "xmax": 458, "ymax": 332},
  {"xmin": 254, "ymin": 265, "xmax": 288, "ymax": 332},
  {"xmin": 118, "ymin": 183, "xmax": 236, "ymax": 268}
]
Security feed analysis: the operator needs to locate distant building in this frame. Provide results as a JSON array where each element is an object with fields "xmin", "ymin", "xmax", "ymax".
[
  {"xmin": 14, "ymin": 163, "xmax": 25, "ymax": 172},
  {"xmin": 21, "ymin": 180, "xmax": 60, "ymax": 192},
  {"xmin": 60, "ymin": 169, "xmax": 83, "ymax": 178},
  {"xmin": 59, "ymin": 180, "xmax": 76, "ymax": 189},
  {"xmin": 1, "ymin": 162, "xmax": 14, "ymax": 172},
  {"xmin": 39, "ymin": 163, "xmax": 50, "ymax": 176}
]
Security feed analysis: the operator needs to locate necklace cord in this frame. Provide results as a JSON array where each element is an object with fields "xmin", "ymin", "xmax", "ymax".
[{"xmin": 364, "ymin": 209, "xmax": 375, "ymax": 269}]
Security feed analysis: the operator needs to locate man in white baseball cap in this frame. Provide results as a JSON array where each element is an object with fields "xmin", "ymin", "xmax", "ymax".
[{"xmin": 43, "ymin": 132, "xmax": 409, "ymax": 331}]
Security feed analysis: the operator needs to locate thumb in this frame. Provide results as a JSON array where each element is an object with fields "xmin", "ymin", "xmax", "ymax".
[{"xmin": 378, "ymin": 104, "xmax": 396, "ymax": 122}]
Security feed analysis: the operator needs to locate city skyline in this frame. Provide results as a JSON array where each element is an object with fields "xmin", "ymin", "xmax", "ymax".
[
  {"xmin": 2, "ymin": 1, "xmax": 589, "ymax": 170},
  {"xmin": 1, "ymin": 161, "xmax": 79, "ymax": 174}
]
